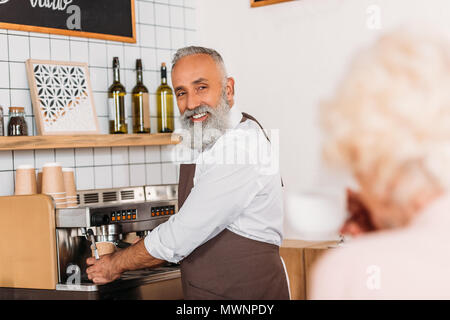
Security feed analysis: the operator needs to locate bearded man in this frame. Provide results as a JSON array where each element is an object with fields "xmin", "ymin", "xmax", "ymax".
[{"xmin": 86, "ymin": 47, "xmax": 289, "ymax": 300}]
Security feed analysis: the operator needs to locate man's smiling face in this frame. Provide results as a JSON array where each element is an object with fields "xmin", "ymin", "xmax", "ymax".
[
  {"xmin": 172, "ymin": 53, "xmax": 229, "ymax": 121},
  {"xmin": 172, "ymin": 53, "xmax": 235, "ymax": 151}
]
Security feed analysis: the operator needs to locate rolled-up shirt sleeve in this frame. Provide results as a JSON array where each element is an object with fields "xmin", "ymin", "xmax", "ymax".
[{"xmin": 144, "ymin": 162, "xmax": 267, "ymax": 263}]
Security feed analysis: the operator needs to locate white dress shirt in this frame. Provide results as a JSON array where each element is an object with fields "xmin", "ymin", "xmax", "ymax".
[{"xmin": 144, "ymin": 105, "xmax": 284, "ymax": 263}]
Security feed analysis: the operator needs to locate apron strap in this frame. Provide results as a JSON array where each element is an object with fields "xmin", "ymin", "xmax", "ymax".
[
  {"xmin": 241, "ymin": 112, "xmax": 271, "ymax": 142},
  {"xmin": 178, "ymin": 163, "xmax": 196, "ymax": 209},
  {"xmin": 241, "ymin": 112, "xmax": 285, "ymax": 188}
]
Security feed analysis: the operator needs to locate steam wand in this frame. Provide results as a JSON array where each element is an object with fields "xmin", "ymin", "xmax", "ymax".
[{"xmin": 86, "ymin": 228, "xmax": 100, "ymax": 260}]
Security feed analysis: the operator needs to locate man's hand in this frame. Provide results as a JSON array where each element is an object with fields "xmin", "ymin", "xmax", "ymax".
[
  {"xmin": 340, "ymin": 188, "xmax": 376, "ymax": 236},
  {"xmin": 85, "ymin": 239, "xmax": 165, "ymax": 285},
  {"xmin": 86, "ymin": 253, "xmax": 122, "ymax": 285}
]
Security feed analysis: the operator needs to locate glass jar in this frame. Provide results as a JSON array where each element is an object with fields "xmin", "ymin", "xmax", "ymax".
[{"xmin": 8, "ymin": 107, "xmax": 28, "ymax": 136}]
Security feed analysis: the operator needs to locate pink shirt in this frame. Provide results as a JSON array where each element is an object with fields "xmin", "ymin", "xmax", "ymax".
[{"xmin": 309, "ymin": 194, "xmax": 450, "ymax": 299}]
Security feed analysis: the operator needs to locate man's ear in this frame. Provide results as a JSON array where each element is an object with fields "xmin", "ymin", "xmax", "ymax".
[{"xmin": 226, "ymin": 77, "xmax": 235, "ymax": 104}]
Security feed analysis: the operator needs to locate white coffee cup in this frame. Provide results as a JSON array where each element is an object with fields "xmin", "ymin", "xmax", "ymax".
[{"xmin": 284, "ymin": 190, "xmax": 347, "ymax": 241}]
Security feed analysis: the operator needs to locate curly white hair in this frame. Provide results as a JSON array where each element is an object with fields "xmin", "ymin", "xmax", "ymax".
[{"xmin": 321, "ymin": 27, "xmax": 450, "ymax": 204}]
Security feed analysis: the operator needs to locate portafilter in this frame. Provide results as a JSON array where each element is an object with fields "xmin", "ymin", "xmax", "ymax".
[{"xmin": 95, "ymin": 224, "xmax": 122, "ymax": 243}]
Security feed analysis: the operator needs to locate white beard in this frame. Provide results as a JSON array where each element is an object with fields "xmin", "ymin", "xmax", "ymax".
[{"xmin": 180, "ymin": 91, "xmax": 231, "ymax": 152}]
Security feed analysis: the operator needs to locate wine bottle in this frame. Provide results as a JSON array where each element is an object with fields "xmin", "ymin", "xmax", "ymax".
[
  {"xmin": 132, "ymin": 59, "xmax": 150, "ymax": 133},
  {"xmin": 108, "ymin": 57, "xmax": 128, "ymax": 134},
  {"xmin": 156, "ymin": 62, "xmax": 174, "ymax": 133}
]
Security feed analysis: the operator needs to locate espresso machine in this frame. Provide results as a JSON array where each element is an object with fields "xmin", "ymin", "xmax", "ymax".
[{"xmin": 0, "ymin": 184, "xmax": 183, "ymax": 300}]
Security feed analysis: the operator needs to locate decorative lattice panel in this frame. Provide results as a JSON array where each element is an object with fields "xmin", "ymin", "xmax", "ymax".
[{"xmin": 27, "ymin": 60, "xmax": 99, "ymax": 135}]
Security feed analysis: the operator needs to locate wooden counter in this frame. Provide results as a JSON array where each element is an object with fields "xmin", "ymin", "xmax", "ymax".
[{"xmin": 280, "ymin": 239, "xmax": 340, "ymax": 300}]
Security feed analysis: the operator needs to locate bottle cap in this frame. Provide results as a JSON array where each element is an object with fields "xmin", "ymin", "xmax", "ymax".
[
  {"xmin": 136, "ymin": 59, "xmax": 142, "ymax": 70},
  {"xmin": 161, "ymin": 63, "xmax": 167, "ymax": 79},
  {"xmin": 113, "ymin": 57, "xmax": 120, "ymax": 68}
]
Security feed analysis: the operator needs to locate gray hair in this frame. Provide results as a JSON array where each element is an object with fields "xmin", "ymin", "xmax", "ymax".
[{"xmin": 172, "ymin": 46, "xmax": 228, "ymax": 82}]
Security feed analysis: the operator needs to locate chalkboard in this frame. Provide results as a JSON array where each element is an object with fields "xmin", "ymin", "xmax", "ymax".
[
  {"xmin": 251, "ymin": 0, "xmax": 294, "ymax": 7},
  {"xmin": 0, "ymin": 0, "xmax": 136, "ymax": 43}
]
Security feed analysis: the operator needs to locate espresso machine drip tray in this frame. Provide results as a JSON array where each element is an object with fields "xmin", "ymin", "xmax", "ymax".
[
  {"xmin": 0, "ymin": 264, "xmax": 183, "ymax": 300},
  {"xmin": 56, "ymin": 265, "xmax": 181, "ymax": 293}
]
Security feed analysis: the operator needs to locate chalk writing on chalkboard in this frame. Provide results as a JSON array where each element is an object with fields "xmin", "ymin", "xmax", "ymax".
[{"xmin": 0, "ymin": 0, "xmax": 136, "ymax": 43}]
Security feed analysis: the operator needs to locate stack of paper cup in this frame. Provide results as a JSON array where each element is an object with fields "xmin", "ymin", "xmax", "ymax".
[
  {"xmin": 63, "ymin": 168, "xmax": 77, "ymax": 208},
  {"xmin": 41, "ymin": 162, "xmax": 67, "ymax": 209},
  {"xmin": 14, "ymin": 165, "xmax": 37, "ymax": 195}
]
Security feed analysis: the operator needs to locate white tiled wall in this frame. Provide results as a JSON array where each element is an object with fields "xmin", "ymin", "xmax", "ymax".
[{"xmin": 0, "ymin": 0, "xmax": 197, "ymax": 196}]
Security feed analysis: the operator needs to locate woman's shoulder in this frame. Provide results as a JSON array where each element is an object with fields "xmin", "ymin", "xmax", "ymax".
[{"xmin": 308, "ymin": 229, "xmax": 415, "ymax": 299}]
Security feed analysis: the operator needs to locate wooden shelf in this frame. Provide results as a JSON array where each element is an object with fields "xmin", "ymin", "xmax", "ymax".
[{"xmin": 0, "ymin": 133, "xmax": 182, "ymax": 151}]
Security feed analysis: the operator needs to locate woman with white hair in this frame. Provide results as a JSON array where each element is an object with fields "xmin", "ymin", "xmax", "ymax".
[{"xmin": 309, "ymin": 28, "xmax": 450, "ymax": 299}]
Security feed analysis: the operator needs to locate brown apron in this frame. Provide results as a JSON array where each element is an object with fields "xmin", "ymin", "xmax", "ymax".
[{"xmin": 178, "ymin": 112, "xmax": 289, "ymax": 300}]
